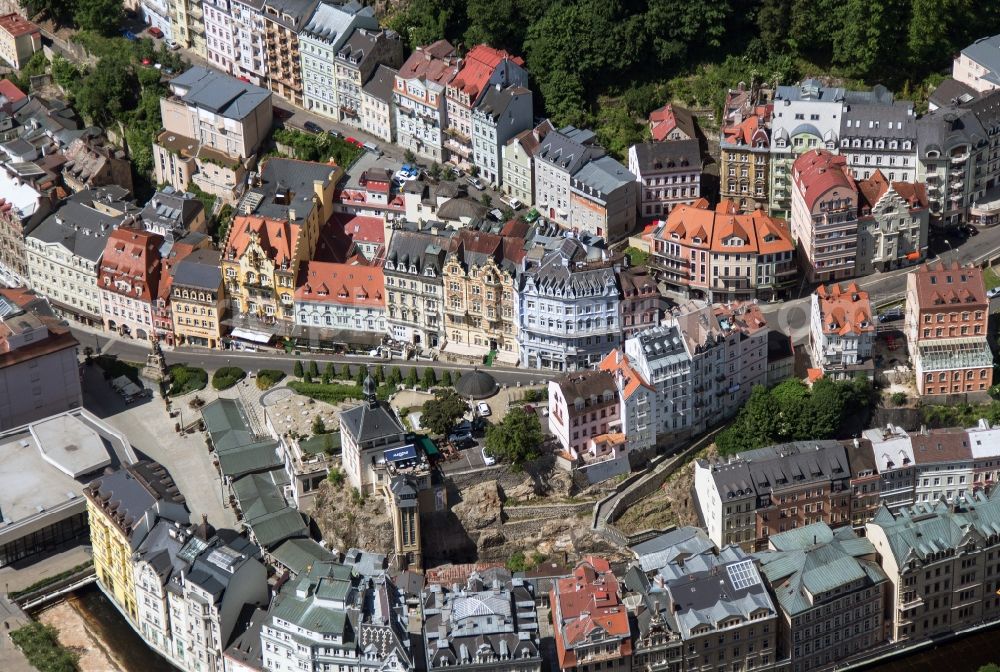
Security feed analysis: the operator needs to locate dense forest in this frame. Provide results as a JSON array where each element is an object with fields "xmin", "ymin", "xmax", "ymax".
[{"xmin": 385, "ymin": 0, "xmax": 1000, "ymax": 157}]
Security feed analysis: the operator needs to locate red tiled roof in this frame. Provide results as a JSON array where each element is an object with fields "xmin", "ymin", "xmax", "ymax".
[
  {"xmin": 910, "ymin": 261, "xmax": 986, "ymax": 310},
  {"xmin": 294, "ymin": 261, "xmax": 384, "ymax": 309},
  {"xmin": 793, "ymin": 149, "xmax": 856, "ymax": 211},
  {"xmin": 398, "ymin": 40, "xmax": 460, "ymax": 86},
  {"xmin": 815, "ymin": 282, "xmax": 874, "ymax": 336},
  {"xmin": 450, "ymin": 44, "xmax": 524, "ymax": 101},
  {"xmin": 99, "ymin": 227, "xmax": 164, "ymax": 303},
  {"xmin": 910, "ymin": 428, "xmax": 972, "ymax": 464},
  {"xmin": 0, "ymin": 13, "xmax": 39, "ymax": 38},
  {"xmin": 226, "ymin": 215, "xmax": 298, "ymax": 267},
  {"xmin": 551, "ymin": 558, "xmax": 631, "ymax": 670},
  {"xmin": 336, "ymin": 213, "xmax": 384, "ymax": 245},
  {"xmin": 0, "ymin": 79, "xmax": 26, "ymax": 104},
  {"xmin": 648, "ymin": 103, "xmax": 696, "ymax": 141}
]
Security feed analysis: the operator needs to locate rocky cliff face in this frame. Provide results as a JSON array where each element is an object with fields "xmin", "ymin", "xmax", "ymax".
[{"xmin": 310, "ymin": 480, "xmax": 396, "ymax": 556}]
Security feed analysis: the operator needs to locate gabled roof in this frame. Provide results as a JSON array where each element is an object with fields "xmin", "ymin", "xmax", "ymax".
[
  {"xmin": 449, "ymin": 44, "xmax": 524, "ymax": 103},
  {"xmin": 99, "ymin": 227, "xmax": 164, "ymax": 303},
  {"xmin": 598, "ymin": 350, "xmax": 654, "ymax": 401},
  {"xmin": 397, "ymin": 40, "xmax": 460, "ymax": 87},
  {"xmin": 814, "ymin": 282, "xmax": 873, "ymax": 336},
  {"xmin": 630, "ymin": 139, "xmax": 700, "ymax": 174},
  {"xmin": 909, "ymin": 261, "xmax": 986, "ymax": 310},
  {"xmin": 168, "ymin": 66, "xmax": 271, "ymax": 121},
  {"xmin": 295, "ymin": 261, "xmax": 384, "ymax": 308},
  {"xmin": 225, "ymin": 215, "xmax": 299, "ymax": 268},
  {"xmin": 648, "ymin": 103, "xmax": 697, "ymax": 141},
  {"xmin": 535, "ymin": 126, "xmax": 602, "ymax": 174}
]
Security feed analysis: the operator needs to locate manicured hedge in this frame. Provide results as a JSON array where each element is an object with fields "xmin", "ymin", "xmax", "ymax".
[
  {"xmin": 211, "ymin": 366, "xmax": 247, "ymax": 390},
  {"xmin": 168, "ymin": 365, "xmax": 208, "ymax": 395},
  {"xmin": 256, "ymin": 369, "xmax": 286, "ymax": 390}
]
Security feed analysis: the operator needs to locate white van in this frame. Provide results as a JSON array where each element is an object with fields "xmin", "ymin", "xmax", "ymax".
[{"xmin": 362, "ymin": 142, "xmax": 381, "ymax": 156}]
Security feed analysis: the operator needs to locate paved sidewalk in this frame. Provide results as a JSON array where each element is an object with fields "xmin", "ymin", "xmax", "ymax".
[{"xmin": 0, "ymin": 596, "xmax": 37, "ymax": 672}]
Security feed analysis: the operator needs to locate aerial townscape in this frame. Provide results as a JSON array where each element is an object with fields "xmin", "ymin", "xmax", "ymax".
[{"xmin": 6, "ymin": 2, "xmax": 1000, "ymax": 672}]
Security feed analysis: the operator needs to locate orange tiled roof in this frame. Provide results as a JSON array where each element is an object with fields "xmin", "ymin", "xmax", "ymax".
[
  {"xmin": 661, "ymin": 199, "xmax": 794, "ymax": 256},
  {"xmin": 857, "ymin": 169, "xmax": 929, "ymax": 212},
  {"xmin": 552, "ymin": 557, "xmax": 631, "ymax": 669},
  {"xmin": 398, "ymin": 40, "xmax": 460, "ymax": 86},
  {"xmin": 598, "ymin": 350, "xmax": 654, "ymax": 400},
  {"xmin": 295, "ymin": 261, "xmax": 384, "ymax": 309},
  {"xmin": 225, "ymin": 215, "xmax": 299, "ymax": 267},
  {"xmin": 815, "ymin": 282, "xmax": 874, "ymax": 336}
]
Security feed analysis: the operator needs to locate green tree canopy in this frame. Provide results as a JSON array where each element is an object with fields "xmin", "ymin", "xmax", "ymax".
[
  {"xmin": 75, "ymin": 0, "xmax": 123, "ymax": 36},
  {"xmin": 485, "ymin": 407, "xmax": 544, "ymax": 469},
  {"xmin": 421, "ymin": 389, "xmax": 468, "ymax": 437}
]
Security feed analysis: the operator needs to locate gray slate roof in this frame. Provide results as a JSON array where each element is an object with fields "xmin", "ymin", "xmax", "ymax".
[
  {"xmin": 141, "ymin": 188, "xmax": 203, "ymax": 236},
  {"xmin": 30, "ymin": 187, "xmax": 136, "ymax": 261},
  {"xmin": 246, "ymin": 158, "xmax": 339, "ymax": 224},
  {"xmin": 570, "ymin": 155, "xmax": 636, "ymax": 199},
  {"xmin": 775, "ymin": 79, "xmax": 845, "ymax": 103},
  {"xmin": 703, "ymin": 440, "xmax": 850, "ymax": 500},
  {"xmin": 474, "ymin": 85, "xmax": 529, "ymax": 121},
  {"xmin": 171, "ymin": 248, "xmax": 222, "ymax": 290},
  {"xmin": 339, "ymin": 397, "xmax": 405, "ymax": 444},
  {"xmin": 521, "ymin": 238, "xmax": 617, "ymax": 298},
  {"xmin": 630, "ymin": 139, "xmax": 700, "ymax": 174},
  {"xmin": 535, "ymin": 125, "xmax": 602, "ymax": 174},
  {"xmin": 302, "ymin": 0, "xmax": 374, "ymax": 46},
  {"xmin": 384, "ymin": 228, "xmax": 453, "ymax": 276},
  {"xmin": 362, "ymin": 64, "xmax": 398, "ymax": 102},
  {"xmin": 630, "ymin": 526, "xmax": 715, "ymax": 574},
  {"xmin": 169, "ymin": 66, "xmax": 271, "ymax": 121},
  {"xmin": 916, "ymin": 89, "xmax": 1000, "ymax": 158}
]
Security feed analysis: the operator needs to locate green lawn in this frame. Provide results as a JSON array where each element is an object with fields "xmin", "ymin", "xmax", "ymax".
[{"xmin": 984, "ymin": 264, "xmax": 1000, "ymax": 291}]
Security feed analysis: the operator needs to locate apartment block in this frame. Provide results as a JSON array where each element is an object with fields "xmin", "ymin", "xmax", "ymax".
[
  {"xmin": 953, "ymin": 34, "xmax": 1000, "ymax": 93},
  {"xmin": 598, "ymin": 349, "xmax": 657, "ymax": 460},
  {"xmin": 394, "ymin": 40, "xmax": 461, "ymax": 163},
  {"xmin": 26, "ymin": 187, "xmax": 134, "ymax": 326},
  {"xmin": 170, "ymin": 248, "xmax": 225, "ymax": 348},
  {"xmin": 169, "ymin": 0, "xmax": 207, "ymax": 56},
  {"xmin": 855, "ymin": 171, "xmax": 928, "ymax": 275},
  {"xmin": 694, "ymin": 440, "xmax": 853, "ymax": 550},
  {"xmin": 154, "ymin": 66, "xmax": 272, "ymax": 200},
  {"xmin": 0, "ymin": 160, "xmax": 50, "ymax": 287},
  {"xmin": 650, "ymin": 199, "xmax": 796, "ymax": 303},
  {"xmin": 423, "ymin": 570, "xmax": 542, "ymax": 672},
  {"xmin": 203, "ymin": 0, "xmax": 237, "ymax": 74},
  {"xmin": 755, "ymin": 522, "xmax": 888, "ymax": 672},
  {"xmin": 472, "ymin": 84, "xmax": 533, "ymax": 187},
  {"xmin": 0, "ymin": 13, "xmax": 40, "ymax": 70},
  {"xmin": 98, "ymin": 227, "xmax": 166, "ymax": 343},
  {"xmin": 547, "ymin": 370, "xmax": 620, "ymax": 461},
  {"xmin": 442, "ymin": 228, "xmax": 522, "ymax": 364},
  {"xmin": 570, "ymin": 155, "xmax": 638, "ymax": 243},
  {"xmin": 444, "ymin": 45, "xmax": 528, "ymax": 169},
  {"xmin": 503, "ymin": 120, "xmax": 554, "ymax": 207},
  {"xmin": 85, "ymin": 461, "xmax": 190, "ymax": 623},
  {"xmin": 627, "ymin": 140, "xmax": 701, "ymax": 219},
  {"xmin": 839, "ymin": 86, "xmax": 918, "ymax": 183},
  {"xmin": 517, "ymin": 237, "xmax": 620, "ymax": 371},
  {"xmin": 534, "ymin": 126, "xmax": 602, "ymax": 225},
  {"xmin": 298, "ymin": 2, "xmax": 379, "ymax": 120},
  {"xmin": 383, "ymin": 223, "xmax": 454, "ymax": 349},
  {"xmin": 720, "ymin": 85, "xmax": 772, "ymax": 211},
  {"xmin": 809, "ymin": 282, "xmax": 875, "ymax": 380},
  {"xmin": 905, "ymin": 261, "xmax": 992, "ymax": 396},
  {"xmin": 916, "ymin": 89, "xmax": 1000, "ymax": 227},
  {"xmin": 334, "ymin": 28, "xmax": 403, "ymax": 129},
  {"xmin": 231, "ymin": 0, "xmax": 268, "ymax": 85},
  {"xmin": 293, "ymin": 261, "xmax": 386, "ymax": 336},
  {"xmin": 0, "ymin": 288, "xmax": 82, "ymax": 430},
  {"xmin": 360, "ymin": 64, "xmax": 398, "ymax": 142},
  {"xmin": 261, "ymin": 559, "xmax": 411, "ymax": 672},
  {"xmin": 866, "ymin": 492, "xmax": 1000, "ymax": 643},
  {"xmin": 550, "ymin": 558, "xmax": 632, "ymax": 672},
  {"xmin": 791, "ymin": 150, "xmax": 859, "ymax": 283}
]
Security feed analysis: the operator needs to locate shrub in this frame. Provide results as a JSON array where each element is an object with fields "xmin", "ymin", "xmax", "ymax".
[
  {"xmin": 890, "ymin": 391, "xmax": 908, "ymax": 406},
  {"xmin": 522, "ymin": 388, "xmax": 544, "ymax": 403},
  {"xmin": 168, "ymin": 365, "xmax": 207, "ymax": 395},
  {"xmin": 327, "ymin": 467, "xmax": 345, "ymax": 486},
  {"xmin": 294, "ymin": 360, "xmax": 304, "ymax": 378},
  {"xmin": 405, "ymin": 368, "xmax": 419, "ymax": 387},
  {"xmin": 211, "ymin": 366, "xmax": 246, "ymax": 390},
  {"xmin": 308, "ymin": 361, "xmax": 319, "ymax": 377},
  {"xmin": 312, "ymin": 416, "xmax": 327, "ymax": 435},
  {"xmin": 256, "ymin": 369, "xmax": 285, "ymax": 390},
  {"xmin": 11, "ymin": 622, "xmax": 79, "ymax": 672},
  {"xmin": 422, "ymin": 367, "xmax": 437, "ymax": 389},
  {"xmin": 289, "ymin": 381, "xmax": 392, "ymax": 405}
]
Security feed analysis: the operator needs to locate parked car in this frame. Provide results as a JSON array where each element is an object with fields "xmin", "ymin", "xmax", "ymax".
[
  {"xmin": 481, "ymin": 446, "xmax": 496, "ymax": 466},
  {"xmin": 504, "ymin": 197, "xmax": 523, "ymax": 210},
  {"xmin": 327, "ymin": 128, "xmax": 342, "ymax": 138},
  {"xmin": 303, "ymin": 121, "xmax": 323, "ymax": 134},
  {"xmin": 121, "ymin": 29, "xmax": 138, "ymax": 41},
  {"xmin": 878, "ymin": 307, "xmax": 903, "ymax": 322},
  {"xmin": 363, "ymin": 141, "xmax": 381, "ymax": 156},
  {"xmin": 477, "ymin": 401, "xmax": 491, "ymax": 417},
  {"xmin": 968, "ymin": 225, "xmax": 981, "ymax": 236},
  {"xmin": 987, "ymin": 286, "xmax": 1000, "ymax": 299},
  {"xmin": 450, "ymin": 165, "xmax": 463, "ymax": 177},
  {"xmin": 345, "ymin": 137, "xmax": 364, "ymax": 148},
  {"xmin": 467, "ymin": 177, "xmax": 484, "ymax": 190},
  {"xmin": 165, "ymin": 39, "xmax": 180, "ymax": 50},
  {"xmin": 147, "ymin": 26, "xmax": 164, "ymax": 39},
  {"xmin": 488, "ymin": 208, "xmax": 504, "ymax": 222}
]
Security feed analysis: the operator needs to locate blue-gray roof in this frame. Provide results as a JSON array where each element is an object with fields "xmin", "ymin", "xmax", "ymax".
[
  {"xmin": 302, "ymin": 0, "xmax": 376, "ymax": 47},
  {"xmin": 535, "ymin": 125, "xmax": 602, "ymax": 174},
  {"xmin": 570, "ymin": 155, "xmax": 635, "ymax": 199},
  {"xmin": 962, "ymin": 35, "xmax": 1000, "ymax": 86},
  {"xmin": 775, "ymin": 79, "xmax": 845, "ymax": 103},
  {"xmin": 169, "ymin": 66, "xmax": 271, "ymax": 121},
  {"xmin": 171, "ymin": 249, "xmax": 222, "ymax": 290},
  {"xmin": 29, "ymin": 187, "xmax": 135, "ymax": 261},
  {"xmin": 754, "ymin": 522, "xmax": 886, "ymax": 617}
]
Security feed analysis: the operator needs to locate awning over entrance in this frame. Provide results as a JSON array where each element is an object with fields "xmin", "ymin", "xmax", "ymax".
[{"xmin": 230, "ymin": 328, "xmax": 272, "ymax": 344}]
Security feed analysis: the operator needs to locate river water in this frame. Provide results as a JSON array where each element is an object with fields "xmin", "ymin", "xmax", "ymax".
[
  {"xmin": 66, "ymin": 585, "xmax": 998, "ymax": 672},
  {"xmin": 70, "ymin": 585, "xmax": 176, "ymax": 672}
]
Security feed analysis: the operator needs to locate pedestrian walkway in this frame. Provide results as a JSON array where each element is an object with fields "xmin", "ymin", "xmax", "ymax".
[{"xmin": 0, "ymin": 595, "xmax": 38, "ymax": 672}]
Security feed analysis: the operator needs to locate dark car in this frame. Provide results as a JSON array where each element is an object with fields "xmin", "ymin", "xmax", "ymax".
[
  {"xmin": 303, "ymin": 121, "xmax": 323, "ymax": 134},
  {"xmin": 327, "ymin": 128, "xmax": 342, "ymax": 138}
]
